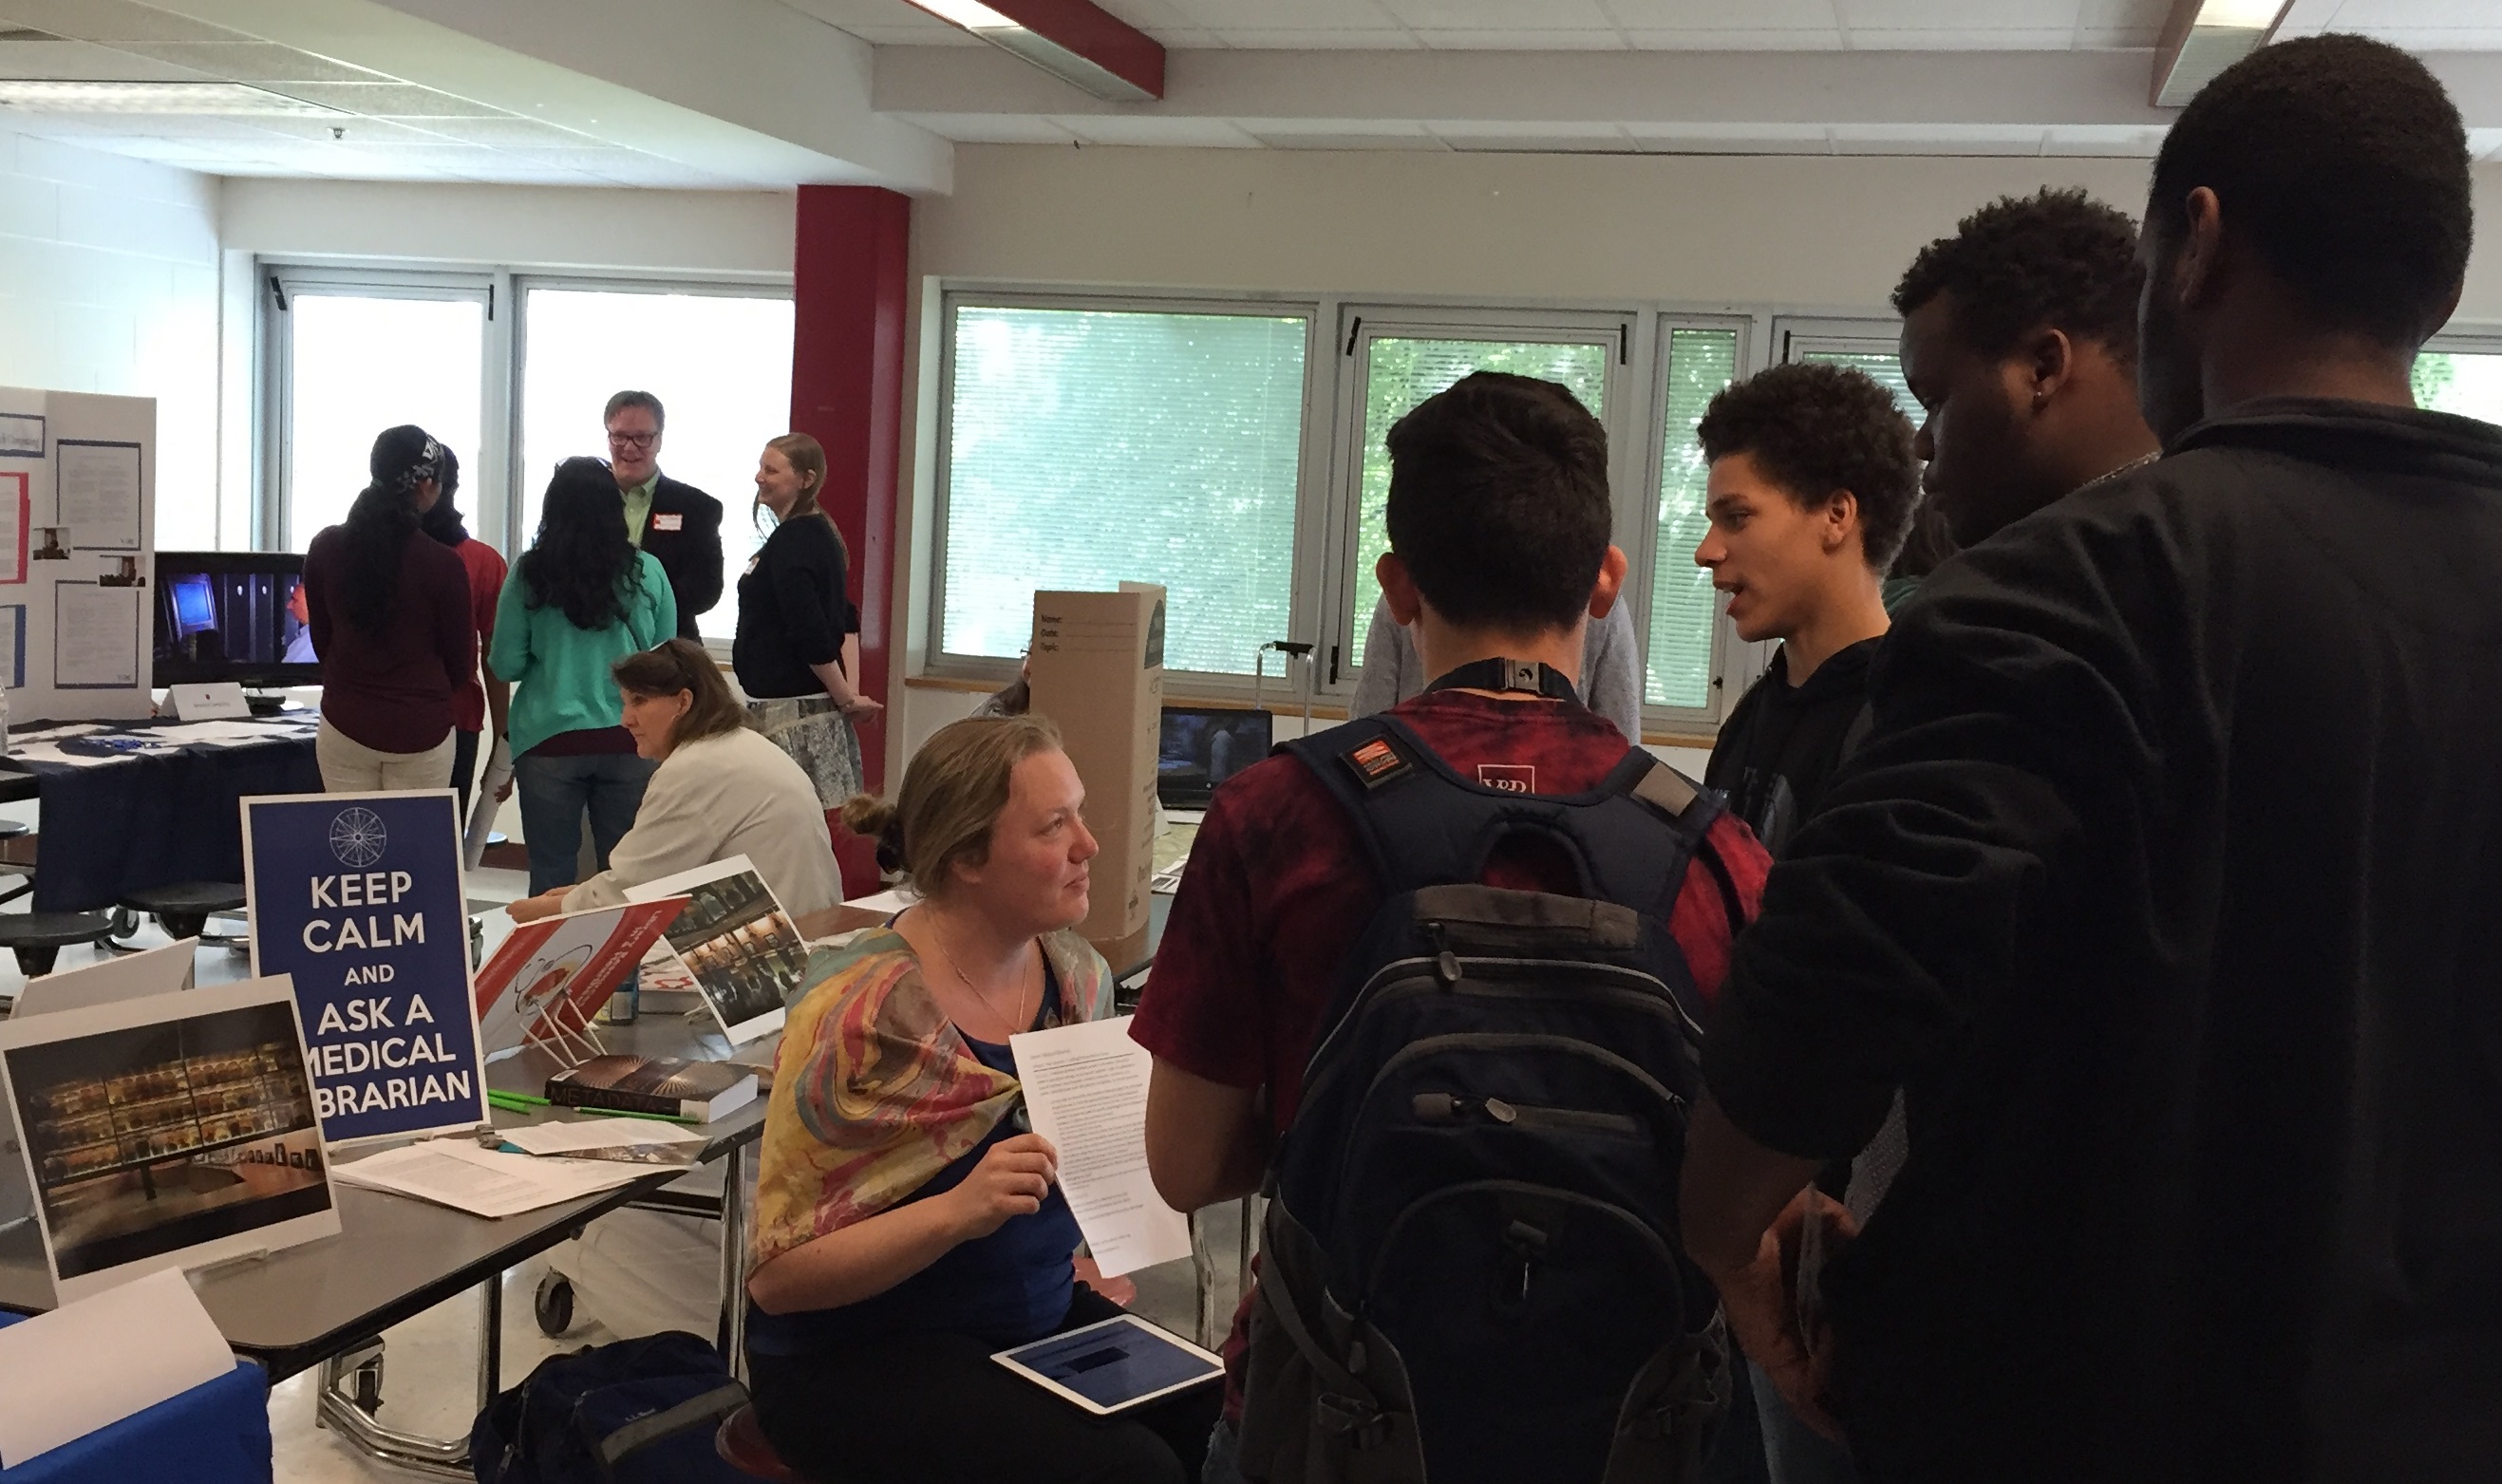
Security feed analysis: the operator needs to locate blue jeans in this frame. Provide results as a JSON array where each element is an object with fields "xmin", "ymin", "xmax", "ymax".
[
  {"xmin": 1202, "ymin": 1418, "xmax": 1245, "ymax": 1484},
  {"xmin": 512, "ymin": 750, "xmax": 657, "ymax": 895}
]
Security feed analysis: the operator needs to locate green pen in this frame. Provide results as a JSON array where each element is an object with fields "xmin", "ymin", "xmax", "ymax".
[
  {"xmin": 578, "ymin": 1105, "xmax": 704, "ymax": 1126},
  {"xmin": 486, "ymin": 1089, "xmax": 548, "ymax": 1112}
]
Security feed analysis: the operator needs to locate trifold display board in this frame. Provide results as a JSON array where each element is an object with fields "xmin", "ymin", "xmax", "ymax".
[{"xmin": 0, "ymin": 386, "xmax": 156, "ymax": 721}]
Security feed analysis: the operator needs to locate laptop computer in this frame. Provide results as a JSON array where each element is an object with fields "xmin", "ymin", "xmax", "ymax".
[{"xmin": 1157, "ymin": 706, "xmax": 1273, "ymax": 811}]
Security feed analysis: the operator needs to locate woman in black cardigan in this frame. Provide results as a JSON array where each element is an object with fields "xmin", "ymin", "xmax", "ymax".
[{"xmin": 733, "ymin": 432, "xmax": 881, "ymax": 807}]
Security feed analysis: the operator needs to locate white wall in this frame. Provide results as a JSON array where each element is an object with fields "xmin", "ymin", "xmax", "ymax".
[
  {"xmin": 0, "ymin": 125, "xmax": 222, "ymax": 551},
  {"xmin": 218, "ymin": 178, "xmax": 797, "ymax": 277}
]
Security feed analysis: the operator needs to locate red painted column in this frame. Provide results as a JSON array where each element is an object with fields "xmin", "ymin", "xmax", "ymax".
[{"xmin": 791, "ymin": 184, "xmax": 911, "ymax": 791}]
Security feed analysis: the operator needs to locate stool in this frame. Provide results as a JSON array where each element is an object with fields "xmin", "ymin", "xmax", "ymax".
[
  {"xmin": 0, "ymin": 820, "xmax": 32, "ymax": 909},
  {"xmin": 113, "ymin": 882, "xmax": 247, "ymax": 947},
  {"xmin": 0, "ymin": 911, "xmax": 112, "ymax": 976},
  {"xmin": 716, "ymin": 1405, "xmax": 807, "ymax": 1483}
]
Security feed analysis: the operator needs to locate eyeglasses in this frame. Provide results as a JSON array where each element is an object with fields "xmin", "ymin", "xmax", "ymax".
[{"xmin": 607, "ymin": 429, "xmax": 659, "ymax": 450}]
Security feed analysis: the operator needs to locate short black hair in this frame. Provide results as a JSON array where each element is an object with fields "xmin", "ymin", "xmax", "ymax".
[
  {"xmin": 603, "ymin": 389, "xmax": 666, "ymax": 430},
  {"xmin": 1385, "ymin": 372, "xmax": 1611, "ymax": 633},
  {"xmin": 1892, "ymin": 188, "xmax": 2144, "ymax": 366},
  {"xmin": 1696, "ymin": 363, "xmax": 1921, "ymax": 572},
  {"xmin": 2151, "ymin": 33, "xmax": 2471, "ymax": 348}
]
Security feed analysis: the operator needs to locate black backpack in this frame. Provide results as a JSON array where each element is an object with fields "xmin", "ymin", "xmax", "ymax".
[
  {"xmin": 471, "ymin": 1330, "xmax": 750, "ymax": 1484},
  {"xmin": 1236, "ymin": 715, "xmax": 1734, "ymax": 1484}
]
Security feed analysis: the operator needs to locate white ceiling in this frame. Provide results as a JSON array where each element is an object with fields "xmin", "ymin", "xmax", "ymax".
[{"xmin": 0, "ymin": 0, "xmax": 2494, "ymax": 184}]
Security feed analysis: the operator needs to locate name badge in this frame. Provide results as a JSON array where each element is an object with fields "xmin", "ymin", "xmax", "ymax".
[{"xmin": 651, "ymin": 513, "xmax": 684, "ymax": 533}]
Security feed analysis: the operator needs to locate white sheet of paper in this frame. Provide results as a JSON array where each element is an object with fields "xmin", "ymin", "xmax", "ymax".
[
  {"xmin": 9, "ymin": 938, "xmax": 195, "ymax": 1017},
  {"xmin": 1008, "ymin": 1014, "xmax": 1192, "ymax": 1278},
  {"xmin": 841, "ymin": 888, "xmax": 916, "ymax": 914},
  {"xmin": 498, "ymin": 1118, "xmax": 706, "ymax": 1157},
  {"xmin": 55, "ymin": 441, "xmax": 141, "ymax": 550},
  {"xmin": 0, "ymin": 1267, "xmax": 232, "ymax": 1468},
  {"xmin": 55, "ymin": 583, "xmax": 140, "ymax": 686},
  {"xmin": 331, "ymin": 1139, "xmax": 644, "ymax": 1218}
]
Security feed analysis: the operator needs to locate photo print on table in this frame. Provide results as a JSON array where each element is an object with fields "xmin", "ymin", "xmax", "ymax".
[
  {"xmin": 0, "ymin": 977, "xmax": 340, "ymax": 1301},
  {"xmin": 626, "ymin": 855, "xmax": 808, "ymax": 1043}
]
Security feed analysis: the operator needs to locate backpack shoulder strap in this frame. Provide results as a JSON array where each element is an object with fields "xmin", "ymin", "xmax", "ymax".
[{"xmin": 1280, "ymin": 715, "xmax": 1723, "ymax": 912}]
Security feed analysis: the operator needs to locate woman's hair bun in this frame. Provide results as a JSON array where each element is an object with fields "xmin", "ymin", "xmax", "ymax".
[{"xmin": 838, "ymin": 794, "xmax": 904, "ymax": 872}]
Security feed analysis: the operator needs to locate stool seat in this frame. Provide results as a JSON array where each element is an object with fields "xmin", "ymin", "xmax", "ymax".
[
  {"xmin": 716, "ymin": 1405, "xmax": 806, "ymax": 1483},
  {"xmin": 114, "ymin": 882, "xmax": 248, "ymax": 948},
  {"xmin": 0, "ymin": 911, "xmax": 112, "ymax": 976},
  {"xmin": 121, "ymin": 882, "xmax": 247, "ymax": 915},
  {"xmin": 0, "ymin": 820, "xmax": 28, "ymax": 840}
]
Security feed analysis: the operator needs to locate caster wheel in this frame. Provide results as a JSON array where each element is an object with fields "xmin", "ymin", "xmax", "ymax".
[
  {"xmin": 351, "ymin": 1356, "xmax": 385, "ymax": 1415},
  {"xmin": 536, "ymin": 1270, "xmax": 575, "ymax": 1336}
]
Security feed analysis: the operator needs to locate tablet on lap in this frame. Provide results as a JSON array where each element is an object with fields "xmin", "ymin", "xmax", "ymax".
[{"xmin": 991, "ymin": 1314, "xmax": 1223, "ymax": 1417}]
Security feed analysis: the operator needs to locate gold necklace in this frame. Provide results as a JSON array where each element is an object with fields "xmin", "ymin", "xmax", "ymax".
[{"xmin": 927, "ymin": 920, "xmax": 1034, "ymax": 1041}]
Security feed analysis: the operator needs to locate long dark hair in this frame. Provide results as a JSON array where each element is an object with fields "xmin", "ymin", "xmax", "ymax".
[
  {"xmin": 342, "ymin": 424, "xmax": 440, "ymax": 633},
  {"xmin": 517, "ymin": 457, "xmax": 639, "ymax": 632},
  {"xmin": 420, "ymin": 445, "xmax": 468, "ymax": 547}
]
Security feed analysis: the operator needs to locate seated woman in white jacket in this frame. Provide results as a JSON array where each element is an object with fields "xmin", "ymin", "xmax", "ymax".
[{"xmin": 506, "ymin": 638, "xmax": 843, "ymax": 925}]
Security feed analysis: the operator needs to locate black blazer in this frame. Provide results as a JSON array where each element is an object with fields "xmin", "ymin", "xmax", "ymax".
[{"xmin": 640, "ymin": 475, "xmax": 724, "ymax": 641}]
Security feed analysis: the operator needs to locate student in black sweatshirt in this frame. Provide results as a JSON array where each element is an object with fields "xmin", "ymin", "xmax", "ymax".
[
  {"xmin": 1684, "ymin": 36, "xmax": 2502, "ymax": 1483},
  {"xmin": 1696, "ymin": 363, "xmax": 1921, "ymax": 858},
  {"xmin": 734, "ymin": 432, "xmax": 881, "ymax": 810}
]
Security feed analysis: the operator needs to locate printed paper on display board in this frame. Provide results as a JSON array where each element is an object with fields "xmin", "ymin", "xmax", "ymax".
[
  {"xmin": 473, "ymin": 898, "xmax": 688, "ymax": 1054},
  {"xmin": 242, "ymin": 790, "xmax": 487, "ymax": 1144},
  {"xmin": 0, "ymin": 386, "xmax": 156, "ymax": 722},
  {"xmin": 0, "ymin": 975, "xmax": 341, "ymax": 1303},
  {"xmin": 625, "ymin": 855, "xmax": 806, "ymax": 1044}
]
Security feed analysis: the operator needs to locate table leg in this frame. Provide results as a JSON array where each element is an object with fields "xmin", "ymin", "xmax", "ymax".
[
  {"xmin": 477, "ymin": 1274, "xmax": 502, "ymax": 1412},
  {"xmin": 715, "ymin": 1141, "xmax": 748, "ymax": 1381},
  {"xmin": 315, "ymin": 1336, "xmax": 472, "ymax": 1479}
]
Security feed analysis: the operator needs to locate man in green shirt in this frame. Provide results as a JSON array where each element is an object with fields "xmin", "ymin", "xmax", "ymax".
[{"xmin": 603, "ymin": 389, "xmax": 724, "ymax": 641}]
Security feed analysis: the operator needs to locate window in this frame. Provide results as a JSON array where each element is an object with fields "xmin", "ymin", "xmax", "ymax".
[
  {"xmin": 517, "ymin": 285, "xmax": 794, "ymax": 642},
  {"xmin": 1645, "ymin": 328, "xmax": 1741, "ymax": 711},
  {"xmin": 1780, "ymin": 321, "xmax": 1919, "ymax": 421},
  {"xmin": 265, "ymin": 274, "xmax": 487, "ymax": 551},
  {"xmin": 936, "ymin": 299, "xmax": 1311, "ymax": 676},
  {"xmin": 259, "ymin": 263, "xmax": 791, "ymax": 645},
  {"xmin": 2414, "ymin": 343, "xmax": 2502, "ymax": 424}
]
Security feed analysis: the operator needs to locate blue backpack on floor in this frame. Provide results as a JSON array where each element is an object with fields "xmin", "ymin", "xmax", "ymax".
[
  {"xmin": 471, "ymin": 1330, "xmax": 750, "ymax": 1484},
  {"xmin": 1235, "ymin": 715, "xmax": 1736, "ymax": 1484}
]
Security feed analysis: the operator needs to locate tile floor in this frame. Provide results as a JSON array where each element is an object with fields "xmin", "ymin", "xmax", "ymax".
[{"xmin": 0, "ymin": 863, "xmax": 1242, "ymax": 1482}]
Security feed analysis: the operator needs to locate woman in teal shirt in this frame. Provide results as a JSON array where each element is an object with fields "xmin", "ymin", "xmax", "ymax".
[{"xmin": 490, "ymin": 457, "xmax": 679, "ymax": 894}]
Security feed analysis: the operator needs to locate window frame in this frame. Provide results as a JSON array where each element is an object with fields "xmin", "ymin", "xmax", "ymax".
[
  {"xmin": 256, "ymin": 264, "xmax": 504, "ymax": 554},
  {"xmin": 1624, "ymin": 311, "xmax": 1760, "ymax": 735},
  {"xmin": 925, "ymin": 287, "xmax": 1328, "ymax": 695}
]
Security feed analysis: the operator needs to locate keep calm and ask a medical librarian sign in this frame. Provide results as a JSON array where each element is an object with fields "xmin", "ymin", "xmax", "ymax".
[{"xmin": 242, "ymin": 789, "xmax": 487, "ymax": 1143}]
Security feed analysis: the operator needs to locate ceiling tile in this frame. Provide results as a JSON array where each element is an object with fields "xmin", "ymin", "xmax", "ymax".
[
  {"xmin": 897, "ymin": 111, "xmax": 1084, "ymax": 142},
  {"xmin": 824, "ymin": 22, "xmax": 986, "ymax": 44},
  {"xmin": 2075, "ymin": 25, "xmax": 2164, "ymax": 45},
  {"xmin": 1624, "ymin": 27, "xmax": 1844, "ymax": 47},
  {"xmin": 1216, "ymin": 28, "xmax": 1420, "ymax": 46},
  {"xmin": 1834, "ymin": 0, "xmax": 2082, "ymax": 28},
  {"xmin": 1846, "ymin": 27, "xmax": 2079, "ymax": 47},
  {"xmin": 1378, "ymin": 0, "xmax": 1615, "ymax": 29},
  {"xmin": 1157, "ymin": 0, "xmax": 1402, "ymax": 28},
  {"xmin": 1419, "ymin": 29, "xmax": 1628, "ymax": 47},
  {"xmin": 0, "ymin": 37, "xmax": 205, "ymax": 83},
  {"xmin": 101, "ymin": 42, "xmax": 384, "ymax": 82},
  {"xmin": 2329, "ymin": 0, "xmax": 2502, "ymax": 24},
  {"xmin": 419, "ymin": 115, "xmax": 607, "ymax": 146},
  {"xmin": 1054, "ymin": 115, "xmax": 1263, "ymax": 146},
  {"xmin": 2077, "ymin": 0, "xmax": 2171, "ymax": 31},
  {"xmin": 1599, "ymin": 0, "xmax": 1840, "ymax": 27},
  {"xmin": 264, "ymin": 82, "xmax": 508, "ymax": 118},
  {"xmin": 2471, "ymin": 127, "xmax": 2502, "ymax": 160},
  {"xmin": 2359, "ymin": 26, "xmax": 2502, "ymax": 47},
  {"xmin": 0, "ymin": 0, "xmax": 246, "ymax": 47}
]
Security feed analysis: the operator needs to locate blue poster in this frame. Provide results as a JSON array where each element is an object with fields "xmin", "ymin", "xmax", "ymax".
[{"xmin": 242, "ymin": 789, "xmax": 486, "ymax": 1143}]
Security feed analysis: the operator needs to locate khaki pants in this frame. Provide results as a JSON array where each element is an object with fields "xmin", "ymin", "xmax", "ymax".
[{"xmin": 315, "ymin": 720, "xmax": 456, "ymax": 794}]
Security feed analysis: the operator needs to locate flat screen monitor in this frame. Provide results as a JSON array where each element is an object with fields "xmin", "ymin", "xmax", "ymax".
[
  {"xmin": 152, "ymin": 552, "xmax": 322, "ymax": 688},
  {"xmin": 1157, "ymin": 706, "xmax": 1272, "ymax": 810}
]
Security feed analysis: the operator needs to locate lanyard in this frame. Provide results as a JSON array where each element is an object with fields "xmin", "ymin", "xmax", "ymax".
[{"xmin": 1422, "ymin": 658, "xmax": 1582, "ymax": 705}]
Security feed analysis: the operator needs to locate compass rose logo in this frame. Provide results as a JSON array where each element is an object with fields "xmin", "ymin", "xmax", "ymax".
[{"xmin": 329, "ymin": 807, "xmax": 388, "ymax": 868}]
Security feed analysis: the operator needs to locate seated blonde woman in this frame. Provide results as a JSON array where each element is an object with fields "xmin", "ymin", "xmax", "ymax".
[
  {"xmin": 743, "ymin": 716, "xmax": 1215, "ymax": 1484},
  {"xmin": 506, "ymin": 639, "xmax": 840, "ymax": 925}
]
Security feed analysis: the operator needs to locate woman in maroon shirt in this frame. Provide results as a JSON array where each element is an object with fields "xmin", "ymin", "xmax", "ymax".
[{"xmin": 301, "ymin": 424, "xmax": 475, "ymax": 792}]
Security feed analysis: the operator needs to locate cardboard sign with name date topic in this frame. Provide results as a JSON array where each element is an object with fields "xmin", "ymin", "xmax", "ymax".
[{"xmin": 164, "ymin": 682, "xmax": 250, "ymax": 721}]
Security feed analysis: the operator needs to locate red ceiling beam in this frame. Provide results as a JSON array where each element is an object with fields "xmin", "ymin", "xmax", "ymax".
[{"xmin": 904, "ymin": 0, "xmax": 1163, "ymax": 102}]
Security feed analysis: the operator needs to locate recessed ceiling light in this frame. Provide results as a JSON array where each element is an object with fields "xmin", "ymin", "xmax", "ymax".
[
  {"xmin": 2152, "ymin": 0, "xmax": 2289, "ymax": 106},
  {"xmin": 0, "ymin": 81, "xmax": 347, "ymax": 116},
  {"xmin": 898, "ymin": 0, "xmax": 1160, "ymax": 102}
]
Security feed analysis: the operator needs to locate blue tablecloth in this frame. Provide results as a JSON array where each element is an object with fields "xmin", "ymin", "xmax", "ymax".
[
  {"xmin": 0, "ymin": 1314, "xmax": 271, "ymax": 1483},
  {"xmin": 13, "ymin": 721, "xmax": 322, "ymax": 912}
]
